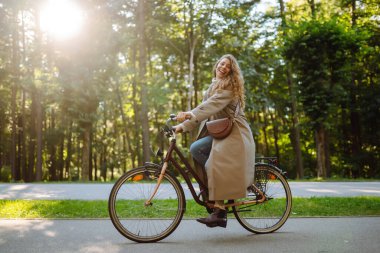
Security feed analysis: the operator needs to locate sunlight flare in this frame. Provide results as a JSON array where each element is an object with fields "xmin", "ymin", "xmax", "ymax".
[{"xmin": 40, "ymin": 0, "xmax": 84, "ymax": 39}]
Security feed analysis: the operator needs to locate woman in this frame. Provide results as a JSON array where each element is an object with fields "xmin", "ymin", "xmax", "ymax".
[{"xmin": 175, "ymin": 54, "xmax": 255, "ymax": 228}]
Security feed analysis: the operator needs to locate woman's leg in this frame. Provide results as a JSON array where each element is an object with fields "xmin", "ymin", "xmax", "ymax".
[
  {"xmin": 190, "ymin": 135, "xmax": 213, "ymax": 168},
  {"xmin": 196, "ymin": 199, "xmax": 227, "ymax": 228},
  {"xmin": 191, "ymin": 136, "xmax": 227, "ymax": 228}
]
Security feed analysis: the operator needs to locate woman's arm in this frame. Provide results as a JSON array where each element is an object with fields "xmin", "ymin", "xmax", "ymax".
[{"xmin": 181, "ymin": 89, "xmax": 234, "ymax": 132}]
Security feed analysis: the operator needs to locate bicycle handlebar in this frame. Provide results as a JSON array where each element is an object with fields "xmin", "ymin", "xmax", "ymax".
[
  {"xmin": 166, "ymin": 114, "xmax": 177, "ymax": 127},
  {"xmin": 164, "ymin": 113, "xmax": 191, "ymax": 138},
  {"xmin": 163, "ymin": 114, "xmax": 177, "ymax": 137}
]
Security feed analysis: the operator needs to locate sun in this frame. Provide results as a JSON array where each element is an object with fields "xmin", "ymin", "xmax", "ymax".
[{"xmin": 40, "ymin": 0, "xmax": 84, "ymax": 39}]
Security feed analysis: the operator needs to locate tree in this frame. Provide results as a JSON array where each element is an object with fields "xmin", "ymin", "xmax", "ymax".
[
  {"xmin": 136, "ymin": 0, "xmax": 151, "ymax": 162},
  {"xmin": 278, "ymin": 0, "xmax": 304, "ymax": 178},
  {"xmin": 284, "ymin": 19, "xmax": 360, "ymax": 178}
]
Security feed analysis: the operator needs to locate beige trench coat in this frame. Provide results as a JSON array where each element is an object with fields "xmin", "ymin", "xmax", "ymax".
[{"xmin": 182, "ymin": 83, "xmax": 256, "ymax": 200}]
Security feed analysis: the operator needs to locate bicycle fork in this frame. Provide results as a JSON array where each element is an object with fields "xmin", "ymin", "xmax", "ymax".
[{"xmin": 144, "ymin": 161, "xmax": 169, "ymax": 206}]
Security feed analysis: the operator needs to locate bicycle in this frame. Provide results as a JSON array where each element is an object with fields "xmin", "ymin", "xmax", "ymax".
[{"xmin": 108, "ymin": 115, "xmax": 292, "ymax": 243}]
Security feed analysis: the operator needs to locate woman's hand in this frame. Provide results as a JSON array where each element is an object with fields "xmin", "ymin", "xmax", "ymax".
[
  {"xmin": 173, "ymin": 124, "xmax": 184, "ymax": 134},
  {"xmin": 176, "ymin": 112, "xmax": 192, "ymax": 123}
]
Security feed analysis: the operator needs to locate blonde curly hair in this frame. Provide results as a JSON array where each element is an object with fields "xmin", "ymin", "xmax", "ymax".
[{"xmin": 211, "ymin": 54, "xmax": 246, "ymax": 108}]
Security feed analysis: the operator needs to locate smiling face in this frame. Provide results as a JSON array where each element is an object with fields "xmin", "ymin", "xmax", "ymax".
[{"xmin": 215, "ymin": 57, "xmax": 232, "ymax": 79}]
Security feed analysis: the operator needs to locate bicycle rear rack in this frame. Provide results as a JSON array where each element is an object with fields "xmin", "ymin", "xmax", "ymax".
[{"xmin": 256, "ymin": 156, "xmax": 278, "ymax": 166}]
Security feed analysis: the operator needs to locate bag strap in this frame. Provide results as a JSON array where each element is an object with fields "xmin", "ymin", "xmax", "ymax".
[
  {"xmin": 233, "ymin": 101, "xmax": 240, "ymax": 118},
  {"xmin": 228, "ymin": 101, "xmax": 240, "ymax": 122},
  {"xmin": 221, "ymin": 100, "xmax": 240, "ymax": 120}
]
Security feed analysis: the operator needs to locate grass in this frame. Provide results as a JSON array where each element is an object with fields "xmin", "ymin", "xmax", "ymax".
[{"xmin": 1, "ymin": 197, "xmax": 380, "ymax": 219}]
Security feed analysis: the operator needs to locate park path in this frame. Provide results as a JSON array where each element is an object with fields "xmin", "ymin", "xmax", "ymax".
[
  {"xmin": 0, "ymin": 182, "xmax": 380, "ymax": 200},
  {"xmin": 1, "ymin": 218, "xmax": 380, "ymax": 253}
]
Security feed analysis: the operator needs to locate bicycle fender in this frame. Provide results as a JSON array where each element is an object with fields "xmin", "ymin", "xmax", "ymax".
[
  {"xmin": 143, "ymin": 162, "xmax": 161, "ymax": 170},
  {"xmin": 143, "ymin": 162, "xmax": 179, "ymax": 179}
]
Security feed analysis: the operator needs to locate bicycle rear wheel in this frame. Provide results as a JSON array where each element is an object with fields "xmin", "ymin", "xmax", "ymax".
[
  {"xmin": 232, "ymin": 163, "xmax": 292, "ymax": 234},
  {"xmin": 108, "ymin": 165, "xmax": 186, "ymax": 243}
]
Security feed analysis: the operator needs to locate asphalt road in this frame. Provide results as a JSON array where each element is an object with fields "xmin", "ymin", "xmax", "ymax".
[
  {"xmin": 1, "ymin": 182, "xmax": 380, "ymax": 200},
  {"xmin": 0, "ymin": 217, "xmax": 379, "ymax": 253}
]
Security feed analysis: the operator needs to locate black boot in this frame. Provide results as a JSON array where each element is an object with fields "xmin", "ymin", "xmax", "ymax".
[{"xmin": 196, "ymin": 208, "xmax": 227, "ymax": 228}]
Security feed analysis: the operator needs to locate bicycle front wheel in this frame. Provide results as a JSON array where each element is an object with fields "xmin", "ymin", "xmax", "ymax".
[
  {"xmin": 233, "ymin": 163, "xmax": 292, "ymax": 234},
  {"xmin": 108, "ymin": 165, "xmax": 186, "ymax": 243}
]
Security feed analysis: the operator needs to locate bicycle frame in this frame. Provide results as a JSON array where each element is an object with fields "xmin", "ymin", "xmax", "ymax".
[{"xmin": 145, "ymin": 129, "xmax": 266, "ymax": 209}]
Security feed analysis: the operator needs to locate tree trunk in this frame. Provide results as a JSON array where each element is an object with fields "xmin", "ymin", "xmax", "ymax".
[
  {"xmin": 307, "ymin": 0, "xmax": 316, "ymax": 18},
  {"xmin": 315, "ymin": 126, "xmax": 327, "ymax": 178},
  {"xmin": 114, "ymin": 83, "xmax": 134, "ymax": 170},
  {"xmin": 20, "ymin": 8, "xmax": 30, "ymax": 182},
  {"xmin": 101, "ymin": 104, "xmax": 107, "ymax": 181},
  {"xmin": 262, "ymin": 109, "xmax": 270, "ymax": 156},
  {"xmin": 288, "ymin": 69, "xmax": 304, "ymax": 178},
  {"xmin": 20, "ymin": 13, "xmax": 28, "ymax": 182},
  {"xmin": 187, "ymin": 42, "xmax": 196, "ymax": 111},
  {"xmin": 129, "ymin": 35, "xmax": 139, "ymax": 167},
  {"xmin": 27, "ymin": 89, "xmax": 37, "ymax": 182},
  {"xmin": 111, "ymin": 139, "xmax": 115, "ymax": 181},
  {"xmin": 16, "ymin": 113, "xmax": 22, "ymax": 181},
  {"xmin": 93, "ymin": 153, "xmax": 98, "ymax": 181},
  {"xmin": 253, "ymin": 112, "xmax": 262, "ymax": 155},
  {"xmin": 325, "ymin": 130, "xmax": 331, "ymax": 177},
  {"xmin": 131, "ymin": 49, "xmax": 140, "ymax": 167},
  {"xmin": 101, "ymin": 152, "xmax": 107, "ymax": 181},
  {"xmin": 49, "ymin": 109, "xmax": 57, "ymax": 181},
  {"xmin": 90, "ymin": 127, "xmax": 95, "ymax": 181},
  {"xmin": 81, "ymin": 123, "xmax": 91, "ymax": 181},
  {"xmin": 349, "ymin": 0, "xmax": 362, "ymax": 178},
  {"xmin": 122, "ymin": 135, "xmax": 127, "ymax": 173},
  {"xmin": 58, "ymin": 133, "xmax": 64, "ymax": 180},
  {"xmin": 279, "ymin": 0, "xmax": 304, "ymax": 178},
  {"xmin": 351, "ymin": 0, "xmax": 357, "ymax": 27},
  {"xmin": 137, "ymin": 0, "xmax": 150, "ymax": 163},
  {"xmin": 33, "ymin": 6, "xmax": 44, "ymax": 182},
  {"xmin": 186, "ymin": 1, "xmax": 197, "ymax": 145},
  {"xmin": 89, "ymin": 131, "xmax": 93, "ymax": 181},
  {"xmin": 76, "ymin": 135, "xmax": 81, "ymax": 180},
  {"xmin": 65, "ymin": 121, "xmax": 73, "ymax": 180},
  {"xmin": 193, "ymin": 53, "xmax": 199, "ymax": 106},
  {"xmin": 35, "ymin": 92, "xmax": 43, "ymax": 181},
  {"xmin": 187, "ymin": 0, "xmax": 196, "ymax": 112},
  {"xmin": 290, "ymin": 125, "xmax": 304, "ymax": 178},
  {"xmin": 10, "ymin": 6, "xmax": 20, "ymax": 182},
  {"xmin": 18, "ymin": 91, "xmax": 27, "ymax": 181},
  {"xmin": 269, "ymin": 111, "xmax": 280, "ymax": 161}
]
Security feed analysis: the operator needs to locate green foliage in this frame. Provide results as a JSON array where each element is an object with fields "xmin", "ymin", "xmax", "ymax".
[{"xmin": 283, "ymin": 19, "xmax": 360, "ymax": 129}]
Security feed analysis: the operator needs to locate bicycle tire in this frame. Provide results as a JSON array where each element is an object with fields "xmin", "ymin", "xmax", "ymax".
[
  {"xmin": 232, "ymin": 163, "xmax": 292, "ymax": 234},
  {"xmin": 108, "ymin": 165, "xmax": 186, "ymax": 243}
]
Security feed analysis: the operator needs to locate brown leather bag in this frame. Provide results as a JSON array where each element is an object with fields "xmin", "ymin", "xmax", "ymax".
[{"xmin": 206, "ymin": 102, "xmax": 240, "ymax": 139}]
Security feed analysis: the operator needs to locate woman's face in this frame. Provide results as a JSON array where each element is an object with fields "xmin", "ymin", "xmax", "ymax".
[{"xmin": 215, "ymin": 58, "xmax": 231, "ymax": 79}]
